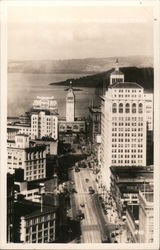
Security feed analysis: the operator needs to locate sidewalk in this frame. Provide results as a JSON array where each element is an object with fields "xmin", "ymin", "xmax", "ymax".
[{"xmin": 90, "ymin": 167, "xmax": 128, "ymax": 243}]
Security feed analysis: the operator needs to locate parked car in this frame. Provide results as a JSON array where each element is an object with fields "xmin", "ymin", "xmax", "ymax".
[
  {"xmin": 88, "ymin": 186, "xmax": 95, "ymax": 194},
  {"xmin": 75, "ymin": 167, "xmax": 80, "ymax": 172},
  {"xmin": 80, "ymin": 203, "xmax": 85, "ymax": 208},
  {"xmin": 76, "ymin": 209, "xmax": 85, "ymax": 220}
]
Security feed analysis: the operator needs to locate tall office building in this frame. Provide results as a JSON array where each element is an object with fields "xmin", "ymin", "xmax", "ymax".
[
  {"xmin": 31, "ymin": 111, "xmax": 58, "ymax": 140},
  {"xmin": 100, "ymin": 60, "xmax": 147, "ymax": 189},
  {"xmin": 66, "ymin": 82, "xmax": 75, "ymax": 123}
]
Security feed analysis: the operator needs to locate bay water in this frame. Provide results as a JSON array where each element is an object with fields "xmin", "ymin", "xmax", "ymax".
[{"xmin": 8, "ymin": 73, "xmax": 101, "ymax": 118}]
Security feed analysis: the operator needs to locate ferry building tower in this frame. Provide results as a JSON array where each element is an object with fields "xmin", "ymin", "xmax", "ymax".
[{"xmin": 66, "ymin": 81, "xmax": 75, "ymax": 122}]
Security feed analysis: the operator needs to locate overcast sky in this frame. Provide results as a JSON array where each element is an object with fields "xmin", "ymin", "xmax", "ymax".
[{"xmin": 7, "ymin": 4, "xmax": 153, "ymax": 60}]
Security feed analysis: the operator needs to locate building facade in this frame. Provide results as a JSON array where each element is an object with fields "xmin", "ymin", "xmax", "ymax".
[
  {"xmin": 31, "ymin": 110, "xmax": 58, "ymax": 140},
  {"xmin": 138, "ymin": 188, "xmax": 154, "ymax": 243},
  {"xmin": 100, "ymin": 61, "xmax": 147, "ymax": 189},
  {"xmin": 19, "ymin": 205, "xmax": 56, "ymax": 243},
  {"xmin": 7, "ymin": 174, "xmax": 14, "ymax": 243},
  {"xmin": 110, "ymin": 166, "xmax": 153, "ymax": 216},
  {"xmin": 66, "ymin": 82, "xmax": 75, "ymax": 123},
  {"xmin": 7, "ymin": 124, "xmax": 31, "ymax": 138},
  {"xmin": 7, "ymin": 134, "xmax": 47, "ymax": 181},
  {"xmin": 58, "ymin": 119, "xmax": 85, "ymax": 133},
  {"xmin": 88, "ymin": 106, "xmax": 101, "ymax": 143}
]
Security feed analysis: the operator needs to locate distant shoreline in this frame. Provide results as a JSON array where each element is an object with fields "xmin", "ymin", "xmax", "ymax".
[{"xmin": 49, "ymin": 67, "xmax": 154, "ymax": 90}]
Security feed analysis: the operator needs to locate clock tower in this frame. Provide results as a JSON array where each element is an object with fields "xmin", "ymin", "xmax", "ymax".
[{"xmin": 66, "ymin": 81, "xmax": 75, "ymax": 122}]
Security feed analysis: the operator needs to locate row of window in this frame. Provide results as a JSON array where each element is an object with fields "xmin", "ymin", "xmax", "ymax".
[
  {"xmin": 26, "ymin": 175, "xmax": 44, "ymax": 181},
  {"xmin": 112, "ymin": 133, "xmax": 143, "ymax": 137},
  {"xmin": 112, "ymin": 103, "xmax": 143, "ymax": 113},
  {"xmin": 112, "ymin": 149, "xmax": 143, "ymax": 153},
  {"xmin": 112, "ymin": 127, "xmax": 143, "ymax": 132},
  {"xmin": 112, "ymin": 160, "xmax": 143, "ymax": 164},
  {"xmin": 112, "ymin": 122, "xmax": 143, "ymax": 126},
  {"xmin": 112, "ymin": 138, "xmax": 143, "ymax": 142},
  {"xmin": 26, "ymin": 169, "xmax": 44, "ymax": 175},
  {"xmin": 112, "ymin": 117, "xmax": 143, "ymax": 121},
  {"xmin": 112, "ymin": 154, "xmax": 143, "ymax": 158},
  {"xmin": 113, "ymin": 94, "xmax": 142, "ymax": 98},
  {"xmin": 26, "ymin": 214, "xmax": 55, "ymax": 226},
  {"xmin": 26, "ymin": 152, "xmax": 45, "ymax": 160},
  {"xmin": 112, "ymin": 144, "xmax": 143, "ymax": 148},
  {"xmin": 114, "ymin": 89, "xmax": 142, "ymax": 93},
  {"xmin": 26, "ymin": 222, "xmax": 54, "ymax": 233}
]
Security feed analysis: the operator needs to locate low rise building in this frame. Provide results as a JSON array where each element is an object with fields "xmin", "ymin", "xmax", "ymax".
[
  {"xmin": 126, "ymin": 204, "xmax": 139, "ymax": 243},
  {"xmin": 7, "ymin": 128, "xmax": 20, "ymax": 141},
  {"xmin": 34, "ymin": 138, "xmax": 58, "ymax": 156},
  {"xmin": 7, "ymin": 123, "xmax": 31, "ymax": 138},
  {"xmin": 20, "ymin": 206, "xmax": 56, "ymax": 243},
  {"xmin": 126, "ymin": 185, "xmax": 154, "ymax": 243},
  {"xmin": 13, "ymin": 199, "xmax": 57, "ymax": 243},
  {"xmin": 138, "ymin": 187, "xmax": 154, "ymax": 243},
  {"xmin": 59, "ymin": 118, "xmax": 86, "ymax": 133},
  {"xmin": 14, "ymin": 181, "xmax": 45, "ymax": 203},
  {"xmin": 110, "ymin": 166, "xmax": 153, "ymax": 215}
]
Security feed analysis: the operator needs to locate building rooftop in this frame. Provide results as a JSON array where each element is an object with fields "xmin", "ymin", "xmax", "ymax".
[
  {"xmin": 16, "ymin": 133, "xmax": 29, "ymax": 137},
  {"xmin": 25, "ymin": 144, "xmax": 46, "ymax": 152},
  {"xmin": 7, "ymin": 128, "xmax": 20, "ymax": 132},
  {"xmin": 24, "ymin": 205, "xmax": 56, "ymax": 219},
  {"xmin": 8, "ymin": 123, "xmax": 31, "ymax": 127},
  {"xmin": 15, "ymin": 199, "xmax": 56, "ymax": 219},
  {"xmin": 35, "ymin": 137, "xmax": 57, "ymax": 142},
  {"xmin": 110, "ymin": 82, "xmax": 143, "ymax": 89},
  {"xmin": 110, "ymin": 166, "xmax": 153, "ymax": 180},
  {"xmin": 7, "ymin": 140, "xmax": 15, "ymax": 143},
  {"xmin": 30, "ymin": 109, "xmax": 58, "ymax": 116}
]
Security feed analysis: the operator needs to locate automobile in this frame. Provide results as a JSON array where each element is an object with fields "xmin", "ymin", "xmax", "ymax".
[
  {"xmin": 75, "ymin": 162, "xmax": 79, "ymax": 167},
  {"xmin": 76, "ymin": 210, "xmax": 85, "ymax": 220},
  {"xmin": 111, "ymin": 233, "xmax": 115, "ymax": 238},
  {"xmin": 88, "ymin": 186, "xmax": 95, "ymax": 194},
  {"xmin": 85, "ymin": 178, "xmax": 89, "ymax": 182},
  {"xmin": 70, "ymin": 188, "xmax": 77, "ymax": 193},
  {"xmin": 80, "ymin": 203, "xmax": 85, "ymax": 208},
  {"xmin": 75, "ymin": 167, "xmax": 80, "ymax": 172}
]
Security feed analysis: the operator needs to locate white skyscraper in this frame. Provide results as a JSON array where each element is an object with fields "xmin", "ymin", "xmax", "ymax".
[
  {"xmin": 31, "ymin": 111, "xmax": 58, "ymax": 140},
  {"xmin": 66, "ymin": 82, "xmax": 75, "ymax": 123},
  {"xmin": 100, "ymin": 60, "xmax": 147, "ymax": 189}
]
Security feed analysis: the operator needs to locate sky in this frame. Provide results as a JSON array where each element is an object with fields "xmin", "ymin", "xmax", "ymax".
[{"xmin": 7, "ymin": 3, "xmax": 154, "ymax": 61}]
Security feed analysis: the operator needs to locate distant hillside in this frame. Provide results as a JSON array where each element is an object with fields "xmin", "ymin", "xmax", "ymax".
[
  {"xmin": 8, "ymin": 56, "xmax": 153, "ymax": 74},
  {"xmin": 50, "ymin": 67, "xmax": 154, "ymax": 91}
]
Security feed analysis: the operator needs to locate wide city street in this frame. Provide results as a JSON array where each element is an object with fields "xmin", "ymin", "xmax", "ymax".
[{"xmin": 69, "ymin": 167, "xmax": 109, "ymax": 243}]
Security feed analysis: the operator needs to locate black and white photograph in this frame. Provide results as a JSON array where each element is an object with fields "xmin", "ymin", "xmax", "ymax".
[{"xmin": 0, "ymin": 0, "xmax": 160, "ymax": 249}]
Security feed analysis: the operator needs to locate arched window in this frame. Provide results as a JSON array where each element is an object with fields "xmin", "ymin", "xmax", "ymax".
[
  {"xmin": 112, "ymin": 103, "xmax": 117, "ymax": 113},
  {"xmin": 125, "ymin": 103, "xmax": 130, "ymax": 113},
  {"xmin": 132, "ymin": 103, "xmax": 136, "ymax": 113},
  {"xmin": 139, "ymin": 103, "xmax": 143, "ymax": 113},
  {"xmin": 119, "ymin": 103, "xmax": 123, "ymax": 113}
]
